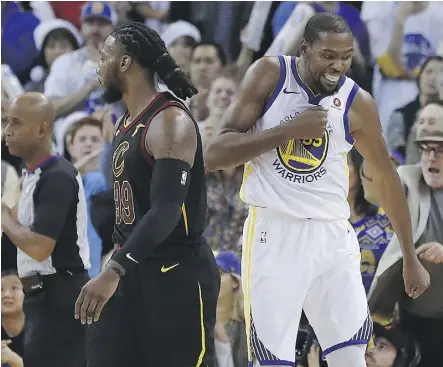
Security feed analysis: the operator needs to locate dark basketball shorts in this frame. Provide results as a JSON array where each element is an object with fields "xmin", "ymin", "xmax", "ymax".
[{"xmin": 87, "ymin": 242, "xmax": 220, "ymax": 367}]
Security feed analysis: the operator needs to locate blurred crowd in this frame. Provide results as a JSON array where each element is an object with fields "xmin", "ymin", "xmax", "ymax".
[{"xmin": 1, "ymin": 1, "xmax": 443, "ymax": 367}]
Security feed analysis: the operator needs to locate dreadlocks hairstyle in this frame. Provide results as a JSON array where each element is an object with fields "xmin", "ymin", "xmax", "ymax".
[
  {"xmin": 112, "ymin": 22, "xmax": 198, "ymax": 100},
  {"xmin": 303, "ymin": 13, "xmax": 351, "ymax": 44}
]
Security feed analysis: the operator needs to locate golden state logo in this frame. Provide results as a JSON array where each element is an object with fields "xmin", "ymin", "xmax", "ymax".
[
  {"xmin": 273, "ymin": 132, "xmax": 329, "ymax": 183},
  {"xmin": 113, "ymin": 141, "xmax": 130, "ymax": 178}
]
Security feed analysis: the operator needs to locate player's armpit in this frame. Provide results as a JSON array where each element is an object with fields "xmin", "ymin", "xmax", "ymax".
[
  {"xmin": 146, "ymin": 106, "xmax": 197, "ymax": 167},
  {"xmin": 349, "ymin": 89, "xmax": 416, "ymax": 261},
  {"xmin": 204, "ymin": 57, "xmax": 287, "ymax": 171}
]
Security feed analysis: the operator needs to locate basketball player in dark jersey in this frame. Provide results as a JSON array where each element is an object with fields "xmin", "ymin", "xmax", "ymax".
[{"xmin": 74, "ymin": 23, "xmax": 220, "ymax": 367}]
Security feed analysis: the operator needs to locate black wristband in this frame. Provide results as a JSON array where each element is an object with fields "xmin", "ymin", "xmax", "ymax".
[{"xmin": 105, "ymin": 259, "xmax": 126, "ymax": 277}]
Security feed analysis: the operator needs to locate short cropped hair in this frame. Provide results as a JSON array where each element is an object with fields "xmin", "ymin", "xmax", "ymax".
[{"xmin": 303, "ymin": 13, "xmax": 351, "ymax": 44}]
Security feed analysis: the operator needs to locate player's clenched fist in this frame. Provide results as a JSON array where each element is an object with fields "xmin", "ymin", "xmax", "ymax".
[{"xmin": 286, "ymin": 106, "xmax": 328, "ymax": 139}]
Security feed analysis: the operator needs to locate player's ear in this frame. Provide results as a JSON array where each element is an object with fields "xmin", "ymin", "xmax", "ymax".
[
  {"xmin": 300, "ymin": 38, "xmax": 309, "ymax": 57},
  {"xmin": 120, "ymin": 55, "xmax": 132, "ymax": 73}
]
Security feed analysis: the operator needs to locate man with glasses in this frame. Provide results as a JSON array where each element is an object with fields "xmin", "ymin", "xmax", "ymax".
[{"xmin": 369, "ymin": 100, "xmax": 443, "ymax": 367}]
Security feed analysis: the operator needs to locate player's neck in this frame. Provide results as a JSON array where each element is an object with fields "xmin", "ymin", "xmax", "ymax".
[
  {"xmin": 123, "ymin": 79, "xmax": 158, "ymax": 120},
  {"xmin": 297, "ymin": 58, "xmax": 321, "ymax": 96},
  {"xmin": 1, "ymin": 312, "xmax": 25, "ymax": 336}
]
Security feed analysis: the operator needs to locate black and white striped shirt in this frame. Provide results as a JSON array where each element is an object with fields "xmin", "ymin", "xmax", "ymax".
[{"xmin": 16, "ymin": 156, "xmax": 90, "ymax": 278}]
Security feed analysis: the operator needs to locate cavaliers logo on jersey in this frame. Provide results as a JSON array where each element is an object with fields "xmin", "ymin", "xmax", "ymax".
[
  {"xmin": 113, "ymin": 141, "xmax": 130, "ymax": 178},
  {"xmin": 276, "ymin": 132, "xmax": 329, "ymax": 174}
]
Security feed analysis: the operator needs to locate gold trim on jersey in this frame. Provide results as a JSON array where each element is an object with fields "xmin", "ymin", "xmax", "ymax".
[
  {"xmin": 243, "ymin": 206, "xmax": 257, "ymax": 363},
  {"xmin": 182, "ymin": 204, "xmax": 189, "ymax": 236},
  {"xmin": 131, "ymin": 123, "xmax": 145, "ymax": 137},
  {"xmin": 123, "ymin": 115, "xmax": 132, "ymax": 128},
  {"xmin": 195, "ymin": 282, "xmax": 206, "ymax": 367},
  {"xmin": 240, "ymin": 163, "xmax": 253, "ymax": 202},
  {"xmin": 343, "ymin": 152, "xmax": 349, "ymax": 178}
]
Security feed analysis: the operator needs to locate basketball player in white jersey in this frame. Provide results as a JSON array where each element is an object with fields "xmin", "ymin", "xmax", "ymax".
[{"xmin": 204, "ymin": 13, "xmax": 430, "ymax": 367}]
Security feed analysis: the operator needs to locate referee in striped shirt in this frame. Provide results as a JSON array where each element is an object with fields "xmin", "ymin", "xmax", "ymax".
[{"xmin": 1, "ymin": 92, "xmax": 90, "ymax": 367}]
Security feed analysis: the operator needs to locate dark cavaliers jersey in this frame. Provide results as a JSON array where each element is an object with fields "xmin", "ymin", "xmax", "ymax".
[{"xmin": 111, "ymin": 92, "xmax": 207, "ymax": 257}]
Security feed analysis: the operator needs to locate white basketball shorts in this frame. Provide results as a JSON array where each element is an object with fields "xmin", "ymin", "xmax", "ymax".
[{"xmin": 242, "ymin": 206, "xmax": 373, "ymax": 366}]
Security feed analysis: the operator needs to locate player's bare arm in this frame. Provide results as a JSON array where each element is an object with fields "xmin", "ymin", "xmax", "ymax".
[
  {"xmin": 75, "ymin": 106, "xmax": 197, "ymax": 324},
  {"xmin": 204, "ymin": 57, "xmax": 327, "ymax": 171},
  {"xmin": 349, "ymin": 89, "xmax": 430, "ymax": 299}
]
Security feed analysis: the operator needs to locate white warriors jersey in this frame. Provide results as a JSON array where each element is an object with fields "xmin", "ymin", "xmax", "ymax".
[{"xmin": 240, "ymin": 56, "xmax": 360, "ymax": 220}]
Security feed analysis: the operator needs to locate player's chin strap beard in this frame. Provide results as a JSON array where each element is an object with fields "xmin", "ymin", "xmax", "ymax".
[{"xmin": 298, "ymin": 58, "xmax": 338, "ymax": 96}]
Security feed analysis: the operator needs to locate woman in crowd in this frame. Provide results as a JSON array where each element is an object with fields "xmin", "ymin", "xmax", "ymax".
[
  {"xmin": 65, "ymin": 115, "xmax": 108, "ymax": 277},
  {"xmin": 1, "ymin": 270, "xmax": 24, "ymax": 367},
  {"xmin": 25, "ymin": 18, "xmax": 82, "ymax": 93},
  {"xmin": 202, "ymin": 73, "xmax": 247, "ymax": 255},
  {"xmin": 214, "ymin": 251, "xmax": 247, "ymax": 367},
  {"xmin": 387, "ymin": 56, "xmax": 443, "ymax": 164},
  {"xmin": 347, "ymin": 148, "xmax": 393, "ymax": 293}
]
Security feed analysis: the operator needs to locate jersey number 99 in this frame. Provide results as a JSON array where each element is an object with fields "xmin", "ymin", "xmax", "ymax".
[{"xmin": 114, "ymin": 180, "xmax": 135, "ymax": 225}]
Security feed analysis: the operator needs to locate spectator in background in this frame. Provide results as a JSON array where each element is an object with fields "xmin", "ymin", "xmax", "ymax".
[
  {"xmin": 25, "ymin": 19, "xmax": 82, "ymax": 93},
  {"xmin": 1, "ymin": 1, "xmax": 40, "ymax": 83},
  {"xmin": 369, "ymin": 101, "xmax": 443, "ymax": 367},
  {"xmin": 189, "ymin": 2, "xmax": 253, "ymax": 63},
  {"xmin": 361, "ymin": 1, "xmax": 443, "ymax": 136},
  {"xmin": 365, "ymin": 323, "xmax": 417, "ymax": 367},
  {"xmin": 202, "ymin": 73, "xmax": 246, "ymax": 256},
  {"xmin": 200, "ymin": 72, "xmax": 238, "ymax": 139},
  {"xmin": 347, "ymin": 148, "xmax": 393, "ymax": 294},
  {"xmin": 65, "ymin": 115, "xmax": 107, "ymax": 277},
  {"xmin": 50, "ymin": 1, "xmax": 86, "ymax": 29},
  {"xmin": 161, "ymin": 20, "xmax": 201, "ymax": 76},
  {"xmin": 44, "ymin": 1, "xmax": 117, "ymax": 120},
  {"xmin": 388, "ymin": 56, "xmax": 443, "ymax": 162},
  {"xmin": 1, "ymin": 160, "xmax": 20, "ymax": 210},
  {"xmin": 1, "ymin": 88, "xmax": 22, "ymax": 175},
  {"xmin": 1, "ymin": 270, "xmax": 25, "ymax": 367},
  {"xmin": 189, "ymin": 42, "xmax": 226, "ymax": 121},
  {"xmin": 132, "ymin": 1, "xmax": 170, "ymax": 34},
  {"xmin": 214, "ymin": 251, "xmax": 247, "ymax": 367}
]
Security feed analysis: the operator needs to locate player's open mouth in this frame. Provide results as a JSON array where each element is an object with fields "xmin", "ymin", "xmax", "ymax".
[
  {"xmin": 428, "ymin": 167, "xmax": 441, "ymax": 174},
  {"xmin": 323, "ymin": 73, "xmax": 340, "ymax": 83}
]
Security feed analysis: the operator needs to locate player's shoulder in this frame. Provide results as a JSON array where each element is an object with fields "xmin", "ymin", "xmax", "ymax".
[
  {"xmin": 249, "ymin": 56, "xmax": 281, "ymax": 76},
  {"xmin": 349, "ymin": 86, "xmax": 377, "ymax": 116},
  {"xmin": 242, "ymin": 57, "xmax": 283, "ymax": 99}
]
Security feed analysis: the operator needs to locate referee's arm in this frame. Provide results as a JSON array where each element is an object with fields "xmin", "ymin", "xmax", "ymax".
[{"xmin": 2, "ymin": 172, "xmax": 75, "ymax": 262}]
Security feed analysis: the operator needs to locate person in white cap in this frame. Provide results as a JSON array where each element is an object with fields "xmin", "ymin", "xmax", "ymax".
[
  {"xmin": 44, "ymin": 2, "xmax": 118, "ymax": 119},
  {"xmin": 25, "ymin": 19, "xmax": 82, "ymax": 93},
  {"xmin": 161, "ymin": 20, "xmax": 201, "ymax": 75}
]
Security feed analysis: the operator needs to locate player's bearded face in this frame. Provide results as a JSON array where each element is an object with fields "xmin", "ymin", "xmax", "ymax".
[
  {"xmin": 305, "ymin": 33, "xmax": 353, "ymax": 95},
  {"xmin": 101, "ymin": 63, "xmax": 123, "ymax": 103}
]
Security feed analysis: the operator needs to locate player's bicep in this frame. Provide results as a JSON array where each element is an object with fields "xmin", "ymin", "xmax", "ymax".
[
  {"xmin": 214, "ymin": 57, "xmax": 280, "ymax": 136},
  {"xmin": 350, "ymin": 90, "xmax": 393, "ymax": 177}
]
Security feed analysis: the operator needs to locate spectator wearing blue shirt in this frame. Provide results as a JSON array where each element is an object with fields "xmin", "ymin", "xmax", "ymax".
[
  {"xmin": 65, "ymin": 116, "xmax": 107, "ymax": 277},
  {"xmin": 1, "ymin": 1, "xmax": 40, "ymax": 83}
]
